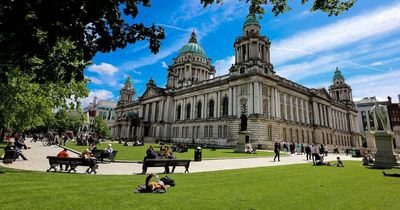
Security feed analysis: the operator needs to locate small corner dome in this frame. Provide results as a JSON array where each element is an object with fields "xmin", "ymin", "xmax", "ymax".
[{"xmin": 243, "ymin": 14, "xmax": 260, "ymax": 28}]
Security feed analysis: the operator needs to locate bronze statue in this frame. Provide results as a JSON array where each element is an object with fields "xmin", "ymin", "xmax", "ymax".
[{"xmin": 240, "ymin": 113, "xmax": 247, "ymax": 131}]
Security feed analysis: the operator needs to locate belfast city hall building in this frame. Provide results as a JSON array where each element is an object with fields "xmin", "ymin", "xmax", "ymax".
[{"xmin": 111, "ymin": 15, "xmax": 361, "ymax": 149}]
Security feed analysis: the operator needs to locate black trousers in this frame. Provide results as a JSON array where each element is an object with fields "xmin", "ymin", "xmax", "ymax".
[
  {"xmin": 306, "ymin": 153, "xmax": 311, "ymax": 160},
  {"xmin": 274, "ymin": 151, "xmax": 280, "ymax": 161}
]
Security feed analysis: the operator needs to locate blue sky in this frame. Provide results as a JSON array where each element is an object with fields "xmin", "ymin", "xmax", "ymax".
[{"xmin": 82, "ymin": 0, "xmax": 400, "ymax": 107}]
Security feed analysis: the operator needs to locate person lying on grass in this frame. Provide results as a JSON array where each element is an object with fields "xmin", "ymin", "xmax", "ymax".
[{"xmin": 382, "ymin": 171, "xmax": 400, "ymax": 177}]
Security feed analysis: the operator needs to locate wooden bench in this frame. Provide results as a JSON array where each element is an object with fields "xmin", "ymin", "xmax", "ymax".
[
  {"xmin": 46, "ymin": 156, "xmax": 98, "ymax": 174},
  {"xmin": 142, "ymin": 159, "xmax": 191, "ymax": 174},
  {"xmin": 92, "ymin": 149, "xmax": 118, "ymax": 163},
  {"xmin": 2, "ymin": 150, "xmax": 16, "ymax": 164}
]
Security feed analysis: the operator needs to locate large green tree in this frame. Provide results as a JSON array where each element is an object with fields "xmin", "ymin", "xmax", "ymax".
[
  {"xmin": 0, "ymin": 39, "xmax": 88, "ymax": 133},
  {"xmin": 52, "ymin": 108, "xmax": 85, "ymax": 135}
]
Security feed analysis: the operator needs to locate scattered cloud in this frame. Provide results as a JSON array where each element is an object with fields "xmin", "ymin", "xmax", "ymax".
[
  {"xmin": 86, "ymin": 76, "xmax": 102, "ymax": 85},
  {"xmin": 214, "ymin": 56, "xmax": 235, "ymax": 76},
  {"xmin": 79, "ymin": 89, "xmax": 115, "ymax": 108},
  {"xmin": 369, "ymin": 62, "xmax": 383, "ymax": 67},
  {"xmin": 157, "ymin": 23, "xmax": 192, "ymax": 32},
  {"xmin": 88, "ymin": 62, "xmax": 119, "ymax": 75},
  {"xmin": 161, "ymin": 61, "xmax": 168, "ymax": 68},
  {"xmin": 271, "ymin": 3, "xmax": 400, "ymax": 65}
]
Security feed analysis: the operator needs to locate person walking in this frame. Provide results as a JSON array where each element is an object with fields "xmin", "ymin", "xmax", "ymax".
[
  {"xmin": 274, "ymin": 142, "xmax": 280, "ymax": 162},
  {"xmin": 305, "ymin": 144, "xmax": 311, "ymax": 160},
  {"xmin": 310, "ymin": 144, "xmax": 316, "ymax": 164}
]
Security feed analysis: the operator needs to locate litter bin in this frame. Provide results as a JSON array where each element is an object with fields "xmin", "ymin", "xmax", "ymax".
[
  {"xmin": 194, "ymin": 147, "xmax": 202, "ymax": 161},
  {"xmin": 352, "ymin": 148, "xmax": 361, "ymax": 157}
]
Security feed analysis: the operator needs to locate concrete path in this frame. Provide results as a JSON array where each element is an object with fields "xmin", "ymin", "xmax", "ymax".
[{"xmin": 1, "ymin": 140, "xmax": 362, "ymax": 175}]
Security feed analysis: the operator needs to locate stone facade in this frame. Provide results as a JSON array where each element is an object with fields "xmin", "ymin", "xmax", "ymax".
[{"xmin": 112, "ymin": 15, "xmax": 361, "ymax": 149}]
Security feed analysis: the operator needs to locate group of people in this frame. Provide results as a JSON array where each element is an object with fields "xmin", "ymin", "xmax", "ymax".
[
  {"xmin": 171, "ymin": 144, "xmax": 188, "ymax": 153},
  {"xmin": 3, "ymin": 133, "xmax": 30, "ymax": 161},
  {"xmin": 145, "ymin": 143, "xmax": 176, "ymax": 160}
]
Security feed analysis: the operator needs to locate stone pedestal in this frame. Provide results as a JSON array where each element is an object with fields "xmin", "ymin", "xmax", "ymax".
[
  {"xmin": 234, "ymin": 131, "xmax": 251, "ymax": 153},
  {"xmin": 365, "ymin": 131, "xmax": 377, "ymax": 152},
  {"xmin": 373, "ymin": 131, "xmax": 400, "ymax": 169},
  {"xmin": 393, "ymin": 126, "xmax": 400, "ymax": 152}
]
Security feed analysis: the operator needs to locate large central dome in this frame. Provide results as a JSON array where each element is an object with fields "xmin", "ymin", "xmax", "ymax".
[{"xmin": 179, "ymin": 31, "xmax": 207, "ymax": 57}]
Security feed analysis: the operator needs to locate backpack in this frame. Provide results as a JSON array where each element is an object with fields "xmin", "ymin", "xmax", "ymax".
[{"xmin": 160, "ymin": 176, "xmax": 175, "ymax": 186}]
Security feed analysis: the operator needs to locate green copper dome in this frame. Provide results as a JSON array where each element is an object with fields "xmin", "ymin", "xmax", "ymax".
[
  {"xmin": 179, "ymin": 31, "xmax": 207, "ymax": 57},
  {"xmin": 333, "ymin": 67, "xmax": 345, "ymax": 80},
  {"xmin": 243, "ymin": 14, "xmax": 260, "ymax": 28}
]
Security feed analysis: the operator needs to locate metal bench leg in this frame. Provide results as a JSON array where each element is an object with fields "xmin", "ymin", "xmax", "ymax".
[
  {"xmin": 171, "ymin": 166, "xmax": 176, "ymax": 173},
  {"xmin": 185, "ymin": 166, "xmax": 189, "ymax": 173}
]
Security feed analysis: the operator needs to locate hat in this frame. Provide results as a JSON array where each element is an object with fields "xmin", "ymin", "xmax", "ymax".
[{"xmin": 108, "ymin": 144, "xmax": 112, "ymax": 147}]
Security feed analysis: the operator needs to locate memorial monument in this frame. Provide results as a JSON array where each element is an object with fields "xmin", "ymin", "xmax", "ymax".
[
  {"xmin": 369, "ymin": 104, "xmax": 400, "ymax": 168},
  {"xmin": 234, "ymin": 113, "xmax": 252, "ymax": 153}
]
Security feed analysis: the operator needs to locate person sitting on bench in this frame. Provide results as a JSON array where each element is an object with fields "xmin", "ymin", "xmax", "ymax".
[
  {"xmin": 104, "ymin": 144, "xmax": 114, "ymax": 159},
  {"xmin": 57, "ymin": 148, "xmax": 69, "ymax": 171},
  {"xmin": 145, "ymin": 145, "xmax": 157, "ymax": 159}
]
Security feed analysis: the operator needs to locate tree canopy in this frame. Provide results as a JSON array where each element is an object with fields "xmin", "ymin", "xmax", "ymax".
[
  {"xmin": 201, "ymin": 0, "xmax": 356, "ymax": 17},
  {"xmin": 0, "ymin": 0, "xmax": 165, "ymax": 84}
]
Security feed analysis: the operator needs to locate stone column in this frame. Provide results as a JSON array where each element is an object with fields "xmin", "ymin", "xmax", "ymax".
[
  {"xmin": 249, "ymin": 83, "xmax": 254, "ymax": 114},
  {"xmin": 295, "ymin": 97, "xmax": 299, "ymax": 122},
  {"xmin": 228, "ymin": 87, "xmax": 232, "ymax": 115},
  {"xmin": 259, "ymin": 85, "xmax": 263, "ymax": 115},
  {"xmin": 233, "ymin": 86, "xmax": 237, "ymax": 117},
  {"xmin": 271, "ymin": 87, "xmax": 276, "ymax": 117},
  {"xmin": 181, "ymin": 99, "xmax": 185, "ymax": 120},
  {"xmin": 191, "ymin": 96, "xmax": 195, "ymax": 120},
  {"xmin": 255, "ymin": 82, "xmax": 260, "ymax": 114},
  {"xmin": 313, "ymin": 102, "xmax": 319, "ymax": 125},
  {"xmin": 205, "ymin": 94, "xmax": 209, "ymax": 118},
  {"xmin": 289, "ymin": 95, "xmax": 293, "ymax": 121},
  {"xmin": 284, "ymin": 94, "xmax": 287, "ymax": 120},
  {"xmin": 217, "ymin": 91, "xmax": 220, "ymax": 118}
]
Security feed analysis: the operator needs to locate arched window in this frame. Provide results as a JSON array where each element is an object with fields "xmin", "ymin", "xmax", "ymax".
[
  {"xmin": 186, "ymin": 103, "xmax": 191, "ymax": 119},
  {"xmin": 197, "ymin": 102, "xmax": 202, "ymax": 118},
  {"xmin": 176, "ymin": 105, "xmax": 181, "ymax": 120},
  {"xmin": 209, "ymin": 100, "xmax": 214, "ymax": 117},
  {"xmin": 222, "ymin": 96, "xmax": 229, "ymax": 116}
]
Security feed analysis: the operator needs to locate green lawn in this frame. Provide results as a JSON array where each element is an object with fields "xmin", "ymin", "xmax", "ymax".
[
  {"xmin": 0, "ymin": 141, "xmax": 6, "ymax": 157},
  {"xmin": 65, "ymin": 142, "xmax": 277, "ymax": 161},
  {"xmin": 0, "ymin": 161, "xmax": 399, "ymax": 210}
]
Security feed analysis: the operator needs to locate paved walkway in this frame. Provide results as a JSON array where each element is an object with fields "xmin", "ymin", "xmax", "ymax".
[{"xmin": 1, "ymin": 140, "xmax": 362, "ymax": 175}]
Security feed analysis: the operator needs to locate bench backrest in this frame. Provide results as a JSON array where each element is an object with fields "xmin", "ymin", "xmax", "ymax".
[
  {"xmin": 47, "ymin": 156, "xmax": 94, "ymax": 166},
  {"xmin": 143, "ymin": 159, "xmax": 191, "ymax": 167}
]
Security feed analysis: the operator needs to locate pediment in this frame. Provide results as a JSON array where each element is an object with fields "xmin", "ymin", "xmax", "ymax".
[
  {"xmin": 140, "ymin": 86, "xmax": 165, "ymax": 100},
  {"xmin": 316, "ymin": 88, "xmax": 332, "ymax": 100}
]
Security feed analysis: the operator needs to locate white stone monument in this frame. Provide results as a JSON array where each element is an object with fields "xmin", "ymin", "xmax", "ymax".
[{"xmin": 370, "ymin": 105, "xmax": 400, "ymax": 168}]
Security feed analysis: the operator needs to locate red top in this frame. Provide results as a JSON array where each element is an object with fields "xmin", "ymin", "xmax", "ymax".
[{"xmin": 57, "ymin": 150, "xmax": 69, "ymax": 158}]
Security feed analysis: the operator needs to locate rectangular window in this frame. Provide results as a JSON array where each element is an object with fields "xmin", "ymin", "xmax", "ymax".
[
  {"xmin": 209, "ymin": 126, "xmax": 213, "ymax": 138},
  {"xmin": 223, "ymin": 125, "xmax": 227, "ymax": 138},
  {"xmin": 186, "ymin": 127, "xmax": 189, "ymax": 138},
  {"xmin": 204, "ymin": 126, "xmax": 208, "ymax": 138},
  {"xmin": 197, "ymin": 126, "xmax": 200, "ymax": 138},
  {"xmin": 268, "ymin": 125, "xmax": 272, "ymax": 141},
  {"xmin": 218, "ymin": 126, "xmax": 222, "ymax": 138}
]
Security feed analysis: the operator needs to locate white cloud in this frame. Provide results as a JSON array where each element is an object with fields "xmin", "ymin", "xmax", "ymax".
[
  {"xmin": 86, "ymin": 76, "xmax": 102, "ymax": 85},
  {"xmin": 157, "ymin": 23, "xmax": 192, "ymax": 32},
  {"xmin": 271, "ymin": 3, "xmax": 400, "ymax": 65},
  {"xmin": 79, "ymin": 89, "xmax": 115, "ymax": 108},
  {"xmin": 349, "ymin": 70, "xmax": 400, "ymax": 102},
  {"xmin": 161, "ymin": 61, "xmax": 168, "ymax": 68},
  {"xmin": 88, "ymin": 62, "xmax": 119, "ymax": 75},
  {"xmin": 214, "ymin": 56, "xmax": 235, "ymax": 76},
  {"xmin": 369, "ymin": 62, "xmax": 383, "ymax": 67}
]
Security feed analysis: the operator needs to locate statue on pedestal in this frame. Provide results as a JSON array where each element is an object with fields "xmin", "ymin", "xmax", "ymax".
[
  {"xmin": 370, "ymin": 104, "xmax": 389, "ymax": 131},
  {"xmin": 240, "ymin": 113, "xmax": 247, "ymax": 131}
]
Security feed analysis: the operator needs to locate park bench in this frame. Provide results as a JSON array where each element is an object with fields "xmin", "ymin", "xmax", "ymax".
[
  {"xmin": 92, "ymin": 149, "xmax": 118, "ymax": 163},
  {"xmin": 141, "ymin": 158, "xmax": 191, "ymax": 174},
  {"xmin": 2, "ymin": 150, "xmax": 16, "ymax": 164},
  {"xmin": 46, "ymin": 156, "xmax": 98, "ymax": 174}
]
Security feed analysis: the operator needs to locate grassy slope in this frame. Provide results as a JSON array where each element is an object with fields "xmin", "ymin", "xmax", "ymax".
[
  {"xmin": 0, "ymin": 141, "xmax": 6, "ymax": 157},
  {"xmin": 0, "ymin": 161, "xmax": 399, "ymax": 210},
  {"xmin": 65, "ymin": 142, "xmax": 277, "ymax": 161}
]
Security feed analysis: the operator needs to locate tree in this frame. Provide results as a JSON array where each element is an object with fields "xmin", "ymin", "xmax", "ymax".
[
  {"xmin": 52, "ymin": 108, "xmax": 85, "ymax": 135},
  {"xmin": 201, "ymin": 0, "xmax": 356, "ymax": 16},
  {"xmin": 1, "ymin": 0, "xmax": 165, "ymax": 84},
  {"xmin": 92, "ymin": 116, "xmax": 111, "ymax": 139},
  {"xmin": 0, "ymin": 39, "xmax": 89, "ymax": 132}
]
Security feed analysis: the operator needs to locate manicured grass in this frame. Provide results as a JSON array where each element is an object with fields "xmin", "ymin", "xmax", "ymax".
[
  {"xmin": 0, "ymin": 161, "xmax": 399, "ymax": 210},
  {"xmin": 65, "ymin": 142, "xmax": 277, "ymax": 161}
]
